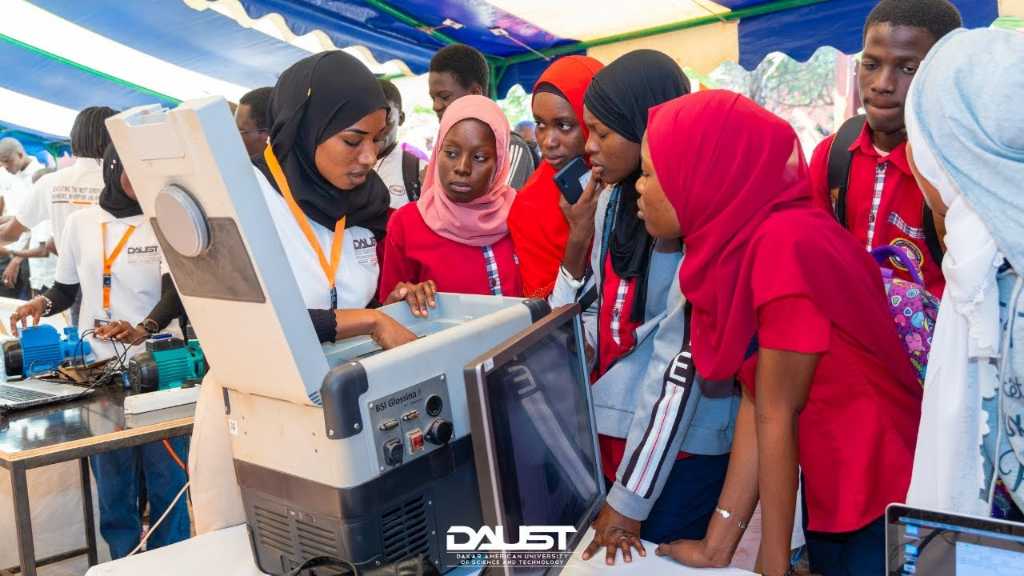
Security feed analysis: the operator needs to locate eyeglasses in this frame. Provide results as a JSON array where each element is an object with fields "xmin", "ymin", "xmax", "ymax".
[{"xmin": 238, "ymin": 129, "xmax": 268, "ymax": 136}]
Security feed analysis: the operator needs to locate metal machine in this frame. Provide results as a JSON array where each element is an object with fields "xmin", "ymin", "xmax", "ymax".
[
  {"xmin": 106, "ymin": 98, "xmax": 549, "ymax": 574},
  {"xmin": 3, "ymin": 325, "xmax": 92, "ymax": 378},
  {"xmin": 127, "ymin": 335, "xmax": 207, "ymax": 393}
]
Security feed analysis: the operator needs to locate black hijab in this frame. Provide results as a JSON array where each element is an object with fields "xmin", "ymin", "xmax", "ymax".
[
  {"xmin": 256, "ymin": 51, "xmax": 390, "ymax": 238},
  {"xmin": 99, "ymin": 143, "xmax": 143, "ymax": 219},
  {"xmin": 584, "ymin": 49, "xmax": 690, "ymax": 321}
]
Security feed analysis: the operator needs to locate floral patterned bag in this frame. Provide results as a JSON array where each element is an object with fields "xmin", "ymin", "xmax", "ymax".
[{"xmin": 872, "ymin": 245, "xmax": 940, "ymax": 387}]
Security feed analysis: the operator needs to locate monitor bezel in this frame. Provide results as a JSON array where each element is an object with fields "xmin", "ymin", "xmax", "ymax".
[
  {"xmin": 464, "ymin": 304, "xmax": 603, "ymax": 576},
  {"xmin": 885, "ymin": 503, "xmax": 1024, "ymax": 574}
]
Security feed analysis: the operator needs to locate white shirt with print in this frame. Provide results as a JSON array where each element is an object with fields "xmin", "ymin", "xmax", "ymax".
[
  {"xmin": 55, "ymin": 207, "xmax": 166, "ymax": 361},
  {"xmin": 254, "ymin": 168, "xmax": 379, "ymax": 309},
  {"xmin": 375, "ymin": 145, "xmax": 424, "ymax": 211},
  {"xmin": 19, "ymin": 158, "xmax": 103, "ymax": 248}
]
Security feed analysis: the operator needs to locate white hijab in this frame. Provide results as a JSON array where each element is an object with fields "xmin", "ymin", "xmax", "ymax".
[{"xmin": 906, "ymin": 28, "xmax": 1024, "ymax": 515}]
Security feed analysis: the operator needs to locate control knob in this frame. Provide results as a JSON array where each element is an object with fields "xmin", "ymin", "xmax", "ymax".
[{"xmin": 425, "ymin": 419, "xmax": 454, "ymax": 446}]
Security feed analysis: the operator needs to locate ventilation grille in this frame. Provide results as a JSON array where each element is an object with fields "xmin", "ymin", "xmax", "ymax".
[
  {"xmin": 253, "ymin": 504, "xmax": 295, "ymax": 565},
  {"xmin": 298, "ymin": 518, "xmax": 339, "ymax": 560},
  {"xmin": 380, "ymin": 496, "xmax": 430, "ymax": 562}
]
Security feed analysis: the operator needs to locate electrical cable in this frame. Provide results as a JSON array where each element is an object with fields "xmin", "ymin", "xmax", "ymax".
[
  {"xmin": 162, "ymin": 439, "xmax": 187, "ymax": 472},
  {"xmin": 126, "ymin": 480, "xmax": 190, "ymax": 557}
]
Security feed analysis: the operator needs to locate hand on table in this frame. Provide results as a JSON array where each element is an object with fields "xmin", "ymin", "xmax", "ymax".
[
  {"xmin": 655, "ymin": 539, "xmax": 731, "ymax": 569},
  {"xmin": 581, "ymin": 503, "xmax": 646, "ymax": 565}
]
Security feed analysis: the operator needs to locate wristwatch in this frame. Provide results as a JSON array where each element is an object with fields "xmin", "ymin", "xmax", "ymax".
[
  {"xmin": 715, "ymin": 506, "xmax": 748, "ymax": 530},
  {"xmin": 140, "ymin": 318, "xmax": 160, "ymax": 335}
]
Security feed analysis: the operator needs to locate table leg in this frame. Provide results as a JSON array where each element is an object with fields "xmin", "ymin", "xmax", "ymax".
[
  {"xmin": 10, "ymin": 464, "xmax": 36, "ymax": 576},
  {"xmin": 80, "ymin": 457, "xmax": 99, "ymax": 566}
]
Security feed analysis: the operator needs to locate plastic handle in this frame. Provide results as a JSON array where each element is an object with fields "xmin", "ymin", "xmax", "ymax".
[{"xmin": 871, "ymin": 245, "xmax": 926, "ymax": 286}]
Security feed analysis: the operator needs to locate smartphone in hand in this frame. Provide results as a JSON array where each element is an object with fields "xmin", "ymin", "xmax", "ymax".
[{"xmin": 554, "ymin": 157, "xmax": 592, "ymax": 205}]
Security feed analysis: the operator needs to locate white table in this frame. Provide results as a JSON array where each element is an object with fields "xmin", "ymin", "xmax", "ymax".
[{"xmin": 85, "ymin": 525, "xmax": 754, "ymax": 576}]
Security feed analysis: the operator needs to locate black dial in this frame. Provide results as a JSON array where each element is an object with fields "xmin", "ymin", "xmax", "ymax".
[
  {"xmin": 425, "ymin": 394, "xmax": 444, "ymax": 417},
  {"xmin": 425, "ymin": 419, "xmax": 454, "ymax": 445}
]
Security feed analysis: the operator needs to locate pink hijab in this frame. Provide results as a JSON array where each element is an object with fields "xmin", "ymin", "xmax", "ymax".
[{"xmin": 417, "ymin": 95, "xmax": 516, "ymax": 247}]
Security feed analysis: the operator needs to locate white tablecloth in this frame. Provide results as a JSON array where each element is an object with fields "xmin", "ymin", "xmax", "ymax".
[{"xmin": 85, "ymin": 525, "xmax": 754, "ymax": 576}]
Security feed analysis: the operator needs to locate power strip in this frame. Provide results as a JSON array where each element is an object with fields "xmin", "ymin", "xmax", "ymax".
[{"xmin": 124, "ymin": 386, "xmax": 200, "ymax": 415}]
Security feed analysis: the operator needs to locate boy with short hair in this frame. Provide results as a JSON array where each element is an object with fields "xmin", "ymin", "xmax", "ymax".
[
  {"xmin": 809, "ymin": 0, "xmax": 962, "ymax": 297},
  {"xmin": 428, "ymin": 44, "xmax": 536, "ymax": 189}
]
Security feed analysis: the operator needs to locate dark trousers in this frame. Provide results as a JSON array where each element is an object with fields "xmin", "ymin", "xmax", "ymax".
[
  {"xmin": 89, "ymin": 438, "xmax": 191, "ymax": 559},
  {"xmin": 802, "ymin": 483, "xmax": 886, "ymax": 576},
  {"xmin": 611, "ymin": 453, "xmax": 730, "ymax": 544}
]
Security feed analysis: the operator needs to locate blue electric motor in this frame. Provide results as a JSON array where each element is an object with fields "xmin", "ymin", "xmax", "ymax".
[{"xmin": 3, "ymin": 325, "xmax": 92, "ymax": 377}]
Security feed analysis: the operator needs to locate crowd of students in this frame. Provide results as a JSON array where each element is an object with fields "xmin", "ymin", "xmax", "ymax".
[{"xmin": 2, "ymin": 0, "xmax": 1021, "ymax": 573}]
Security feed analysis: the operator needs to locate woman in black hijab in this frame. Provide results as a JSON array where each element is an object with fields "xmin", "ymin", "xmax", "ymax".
[
  {"xmin": 550, "ymin": 50, "xmax": 731, "ymax": 564},
  {"xmin": 255, "ymin": 51, "xmax": 415, "ymax": 349}
]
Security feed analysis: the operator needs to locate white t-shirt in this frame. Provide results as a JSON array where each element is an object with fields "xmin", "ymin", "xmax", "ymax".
[
  {"xmin": 375, "ymin": 145, "xmax": 424, "ymax": 211},
  {"xmin": 55, "ymin": 207, "xmax": 166, "ymax": 361},
  {"xmin": 255, "ymin": 168, "xmax": 379, "ymax": 309},
  {"xmin": 27, "ymin": 220, "xmax": 56, "ymax": 291},
  {"xmin": 11, "ymin": 157, "xmax": 43, "ymax": 189},
  {"xmin": 19, "ymin": 158, "xmax": 103, "ymax": 249},
  {"xmin": 1, "ymin": 158, "xmax": 42, "ymax": 219}
]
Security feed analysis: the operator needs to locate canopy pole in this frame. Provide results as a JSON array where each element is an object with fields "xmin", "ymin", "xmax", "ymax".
[
  {"xmin": 0, "ymin": 32, "xmax": 180, "ymax": 105},
  {"xmin": 363, "ymin": 0, "xmax": 460, "ymax": 46},
  {"xmin": 500, "ymin": 0, "xmax": 829, "ymax": 66}
]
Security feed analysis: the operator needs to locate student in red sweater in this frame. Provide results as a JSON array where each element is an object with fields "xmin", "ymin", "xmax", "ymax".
[
  {"xmin": 379, "ymin": 95, "xmax": 521, "ymax": 311},
  {"xmin": 643, "ymin": 91, "xmax": 921, "ymax": 576},
  {"xmin": 808, "ymin": 0, "xmax": 962, "ymax": 297}
]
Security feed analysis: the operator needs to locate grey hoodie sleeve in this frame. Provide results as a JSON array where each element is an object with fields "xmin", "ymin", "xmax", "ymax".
[{"xmin": 605, "ymin": 273, "xmax": 707, "ymax": 521}]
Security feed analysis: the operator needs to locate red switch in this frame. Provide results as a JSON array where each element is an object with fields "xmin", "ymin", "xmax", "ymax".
[{"xmin": 407, "ymin": 429, "xmax": 425, "ymax": 454}]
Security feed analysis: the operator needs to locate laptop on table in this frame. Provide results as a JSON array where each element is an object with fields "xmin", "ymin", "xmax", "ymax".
[
  {"xmin": 0, "ymin": 378, "xmax": 92, "ymax": 412},
  {"xmin": 886, "ymin": 503, "xmax": 1024, "ymax": 575}
]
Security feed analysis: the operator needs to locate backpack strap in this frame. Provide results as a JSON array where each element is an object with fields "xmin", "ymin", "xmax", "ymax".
[
  {"xmin": 922, "ymin": 204, "xmax": 944, "ymax": 266},
  {"xmin": 827, "ymin": 114, "xmax": 867, "ymax": 227},
  {"xmin": 401, "ymin": 150, "xmax": 421, "ymax": 202}
]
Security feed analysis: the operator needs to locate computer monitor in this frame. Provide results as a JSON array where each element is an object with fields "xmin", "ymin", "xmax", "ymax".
[
  {"xmin": 886, "ymin": 504, "xmax": 1024, "ymax": 575},
  {"xmin": 464, "ymin": 304, "xmax": 603, "ymax": 575}
]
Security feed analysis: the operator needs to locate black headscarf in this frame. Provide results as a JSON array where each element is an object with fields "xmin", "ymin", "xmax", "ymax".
[
  {"xmin": 255, "ymin": 51, "xmax": 390, "ymax": 238},
  {"xmin": 584, "ymin": 49, "xmax": 690, "ymax": 321},
  {"xmin": 99, "ymin": 143, "xmax": 143, "ymax": 219}
]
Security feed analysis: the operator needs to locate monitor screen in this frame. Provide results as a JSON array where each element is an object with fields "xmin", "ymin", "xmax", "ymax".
[
  {"xmin": 465, "ymin": 305, "xmax": 603, "ymax": 575},
  {"xmin": 887, "ymin": 505, "xmax": 1024, "ymax": 575}
]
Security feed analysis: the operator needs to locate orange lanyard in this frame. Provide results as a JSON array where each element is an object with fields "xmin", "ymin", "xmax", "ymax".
[
  {"xmin": 101, "ymin": 222, "xmax": 136, "ymax": 318},
  {"xmin": 263, "ymin": 146, "xmax": 345, "ymax": 308}
]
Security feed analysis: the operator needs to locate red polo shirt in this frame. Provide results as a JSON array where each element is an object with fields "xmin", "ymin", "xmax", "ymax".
[
  {"xmin": 740, "ymin": 296, "xmax": 921, "ymax": 533},
  {"xmin": 809, "ymin": 124, "xmax": 945, "ymax": 297},
  {"xmin": 378, "ymin": 203, "xmax": 523, "ymax": 301}
]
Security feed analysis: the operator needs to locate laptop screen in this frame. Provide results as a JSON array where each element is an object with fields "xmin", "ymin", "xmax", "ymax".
[
  {"xmin": 466, "ymin": 305, "xmax": 603, "ymax": 574},
  {"xmin": 887, "ymin": 504, "xmax": 1024, "ymax": 575}
]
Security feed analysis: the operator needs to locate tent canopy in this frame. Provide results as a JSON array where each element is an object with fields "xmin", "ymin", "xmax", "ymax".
[{"xmin": 0, "ymin": 0, "xmax": 1003, "ymax": 147}]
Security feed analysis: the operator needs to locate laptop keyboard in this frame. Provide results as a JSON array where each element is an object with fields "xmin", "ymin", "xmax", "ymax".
[{"xmin": 0, "ymin": 385, "xmax": 56, "ymax": 403}]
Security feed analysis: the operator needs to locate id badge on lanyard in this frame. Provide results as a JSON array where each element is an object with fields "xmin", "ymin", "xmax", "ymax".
[
  {"xmin": 263, "ymin": 147, "xmax": 346, "ymax": 309},
  {"xmin": 102, "ymin": 222, "xmax": 137, "ymax": 320}
]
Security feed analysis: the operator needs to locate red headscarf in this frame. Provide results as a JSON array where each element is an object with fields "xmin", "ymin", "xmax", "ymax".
[
  {"xmin": 647, "ymin": 90, "xmax": 917, "ymax": 389},
  {"xmin": 508, "ymin": 55, "xmax": 604, "ymax": 298}
]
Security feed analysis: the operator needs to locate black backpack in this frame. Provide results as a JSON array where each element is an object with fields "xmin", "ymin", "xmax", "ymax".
[
  {"xmin": 827, "ymin": 114, "xmax": 943, "ymax": 266},
  {"xmin": 400, "ymin": 149, "xmax": 421, "ymax": 202}
]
